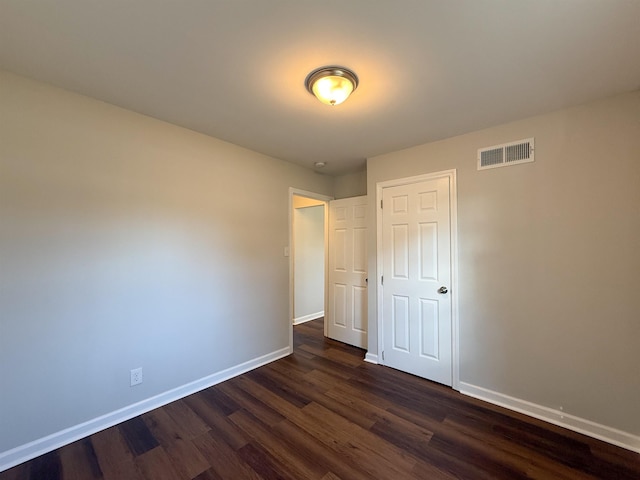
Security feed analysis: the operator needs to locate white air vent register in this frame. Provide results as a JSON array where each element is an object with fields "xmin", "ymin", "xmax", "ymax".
[{"xmin": 478, "ymin": 138, "xmax": 534, "ymax": 170}]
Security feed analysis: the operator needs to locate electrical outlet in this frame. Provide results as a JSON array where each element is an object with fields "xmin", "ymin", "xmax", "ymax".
[{"xmin": 130, "ymin": 367, "xmax": 143, "ymax": 386}]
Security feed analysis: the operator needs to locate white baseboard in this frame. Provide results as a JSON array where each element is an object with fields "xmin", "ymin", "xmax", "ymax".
[
  {"xmin": 0, "ymin": 347, "xmax": 290, "ymax": 473},
  {"xmin": 459, "ymin": 382, "xmax": 640, "ymax": 454},
  {"xmin": 293, "ymin": 311, "xmax": 324, "ymax": 325},
  {"xmin": 364, "ymin": 352, "xmax": 379, "ymax": 364}
]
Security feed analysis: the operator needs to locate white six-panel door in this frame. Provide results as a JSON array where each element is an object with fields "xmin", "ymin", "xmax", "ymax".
[
  {"xmin": 327, "ymin": 196, "xmax": 368, "ymax": 348},
  {"xmin": 381, "ymin": 176, "xmax": 453, "ymax": 385}
]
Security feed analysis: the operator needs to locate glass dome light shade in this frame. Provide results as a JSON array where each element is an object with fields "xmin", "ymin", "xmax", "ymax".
[{"xmin": 305, "ymin": 67, "xmax": 359, "ymax": 106}]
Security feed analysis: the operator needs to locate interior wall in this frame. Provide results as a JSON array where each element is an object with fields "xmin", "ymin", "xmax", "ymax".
[
  {"xmin": 0, "ymin": 70, "xmax": 334, "ymax": 454},
  {"xmin": 334, "ymin": 170, "xmax": 367, "ymax": 199},
  {"xmin": 292, "ymin": 195, "xmax": 324, "ymax": 209},
  {"xmin": 293, "ymin": 204, "xmax": 325, "ymax": 322},
  {"xmin": 367, "ymin": 90, "xmax": 640, "ymax": 437}
]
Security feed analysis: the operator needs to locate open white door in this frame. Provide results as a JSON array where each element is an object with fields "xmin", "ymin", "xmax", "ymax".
[
  {"xmin": 327, "ymin": 196, "xmax": 368, "ymax": 348},
  {"xmin": 380, "ymin": 175, "xmax": 454, "ymax": 386}
]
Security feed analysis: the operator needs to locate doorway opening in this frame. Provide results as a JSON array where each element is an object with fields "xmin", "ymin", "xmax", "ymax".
[{"xmin": 288, "ymin": 188, "xmax": 332, "ymax": 353}]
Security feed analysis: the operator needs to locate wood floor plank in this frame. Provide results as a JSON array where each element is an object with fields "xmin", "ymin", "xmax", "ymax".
[
  {"xmin": 232, "ymin": 375, "xmax": 305, "ymax": 420},
  {"xmin": 591, "ymin": 441, "xmax": 640, "ymax": 474},
  {"xmin": 96, "ymin": 460, "xmax": 142, "ymax": 480},
  {"xmin": 286, "ymin": 350, "xmax": 355, "ymax": 381},
  {"xmin": 58, "ymin": 439, "xmax": 103, "ymax": 480},
  {"xmin": 134, "ymin": 446, "xmax": 183, "ymax": 480},
  {"xmin": 323, "ymin": 347, "xmax": 364, "ymax": 367},
  {"xmin": 293, "ymin": 402, "xmax": 419, "ymax": 479},
  {"xmin": 320, "ymin": 473, "xmax": 342, "ymax": 480},
  {"xmin": 260, "ymin": 361, "xmax": 328, "ymax": 398},
  {"xmin": 440, "ymin": 414, "xmax": 602, "ymax": 480},
  {"xmin": 162, "ymin": 399, "xmax": 211, "ymax": 439},
  {"xmin": 492, "ymin": 422, "xmax": 640, "ymax": 480},
  {"xmin": 266, "ymin": 358, "xmax": 326, "ymax": 389},
  {"xmin": 216, "ymin": 380, "xmax": 285, "ymax": 427},
  {"xmin": 428, "ymin": 428, "xmax": 544, "ymax": 480},
  {"xmin": 387, "ymin": 402, "xmax": 589, "ymax": 480},
  {"xmin": 245, "ymin": 369, "xmax": 312, "ymax": 409},
  {"xmin": 230, "ymin": 381, "xmax": 378, "ymax": 480},
  {"xmin": 191, "ymin": 431, "xmax": 263, "ymax": 480},
  {"xmin": 89, "ymin": 426, "xmax": 136, "ymax": 479},
  {"xmin": 260, "ymin": 361, "xmax": 376, "ymax": 430},
  {"xmin": 324, "ymin": 382, "xmax": 395, "ymax": 418},
  {"xmin": 271, "ymin": 420, "xmax": 373, "ymax": 480},
  {"xmin": 28, "ymin": 451, "xmax": 61, "ymax": 480},
  {"xmin": 411, "ymin": 458, "xmax": 461, "ymax": 480},
  {"xmin": 182, "ymin": 394, "xmax": 248, "ymax": 451},
  {"xmin": 141, "ymin": 408, "xmax": 186, "ymax": 447},
  {"xmin": 164, "ymin": 439, "xmax": 210, "ymax": 480},
  {"xmin": 0, "ymin": 464, "xmax": 29, "ymax": 480},
  {"xmin": 291, "ymin": 347, "xmax": 316, "ymax": 360},
  {"xmin": 118, "ymin": 417, "xmax": 159, "ymax": 457},
  {"xmin": 191, "ymin": 468, "xmax": 224, "ymax": 480},
  {"xmin": 299, "ymin": 354, "xmax": 355, "ymax": 381},
  {"xmin": 229, "ymin": 409, "xmax": 328, "ymax": 480},
  {"xmin": 272, "ymin": 353, "xmax": 316, "ymax": 375},
  {"xmin": 349, "ymin": 367, "xmax": 453, "ymax": 420},
  {"xmin": 369, "ymin": 413, "xmax": 434, "ymax": 457},
  {"xmin": 198, "ymin": 388, "xmax": 241, "ymax": 417},
  {"xmin": 302, "ymin": 368, "xmax": 343, "ymax": 392},
  {"xmin": 236, "ymin": 443, "xmax": 301, "ymax": 480}
]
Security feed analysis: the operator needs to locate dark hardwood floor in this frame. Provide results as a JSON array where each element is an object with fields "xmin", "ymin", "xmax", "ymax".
[{"xmin": 2, "ymin": 318, "xmax": 639, "ymax": 479}]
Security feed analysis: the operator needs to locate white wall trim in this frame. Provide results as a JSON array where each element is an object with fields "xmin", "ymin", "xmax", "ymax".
[
  {"xmin": 364, "ymin": 353, "xmax": 379, "ymax": 364},
  {"xmin": 0, "ymin": 347, "xmax": 290, "ymax": 473},
  {"xmin": 459, "ymin": 382, "xmax": 640, "ymax": 454},
  {"xmin": 375, "ymin": 169, "xmax": 460, "ymax": 390},
  {"xmin": 293, "ymin": 311, "xmax": 324, "ymax": 325}
]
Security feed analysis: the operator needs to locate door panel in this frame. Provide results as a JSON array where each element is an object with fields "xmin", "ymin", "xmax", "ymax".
[
  {"xmin": 420, "ymin": 223, "xmax": 438, "ymax": 279},
  {"xmin": 382, "ymin": 177, "xmax": 452, "ymax": 385},
  {"xmin": 353, "ymin": 227, "xmax": 367, "ymax": 273},
  {"xmin": 334, "ymin": 229, "xmax": 347, "ymax": 271},
  {"xmin": 392, "ymin": 224, "xmax": 409, "ymax": 278},
  {"xmin": 327, "ymin": 196, "xmax": 368, "ymax": 348},
  {"xmin": 353, "ymin": 285, "xmax": 367, "ymax": 332},
  {"xmin": 420, "ymin": 299, "xmax": 439, "ymax": 359},
  {"xmin": 393, "ymin": 295, "xmax": 410, "ymax": 351},
  {"xmin": 333, "ymin": 284, "xmax": 346, "ymax": 327}
]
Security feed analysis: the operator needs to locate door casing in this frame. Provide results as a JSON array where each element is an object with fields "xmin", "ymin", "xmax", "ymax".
[{"xmin": 375, "ymin": 169, "xmax": 460, "ymax": 390}]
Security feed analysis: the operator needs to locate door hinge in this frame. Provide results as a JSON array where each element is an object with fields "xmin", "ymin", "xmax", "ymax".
[
  {"xmin": 380, "ymin": 199, "xmax": 383, "ymax": 209},
  {"xmin": 381, "ymin": 275, "xmax": 384, "ymax": 285},
  {"xmin": 382, "ymin": 351, "xmax": 385, "ymax": 361}
]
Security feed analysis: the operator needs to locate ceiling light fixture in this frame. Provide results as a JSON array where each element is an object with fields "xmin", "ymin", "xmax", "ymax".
[{"xmin": 305, "ymin": 66, "xmax": 359, "ymax": 106}]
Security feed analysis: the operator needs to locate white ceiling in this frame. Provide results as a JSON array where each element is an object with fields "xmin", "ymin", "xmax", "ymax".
[{"xmin": 2, "ymin": 1, "xmax": 639, "ymax": 176}]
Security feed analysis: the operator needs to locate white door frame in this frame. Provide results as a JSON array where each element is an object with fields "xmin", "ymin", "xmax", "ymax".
[
  {"xmin": 288, "ymin": 188, "xmax": 333, "ymax": 353},
  {"xmin": 375, "ymin": 169, "xmax": 460, "ymax": 390}
]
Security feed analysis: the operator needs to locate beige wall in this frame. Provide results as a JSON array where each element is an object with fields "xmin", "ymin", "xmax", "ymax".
[
  {"xmin": 293, "ymin": 204, "xmax": 325, "ymax": 321},
  {"xmin": 0, "ymin": 71, "xmax": 333, "ymax": 455},
  {"xmin": 367, "ymin": 90, "xmax": 640, "ymax": 436},
  {"xmin": 334, "ymin": 170, "xmax": 367, "ymax": 199},
  {"xmin": 292, "ymin": 195, "xmax": 324, "ymax": 208}
]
